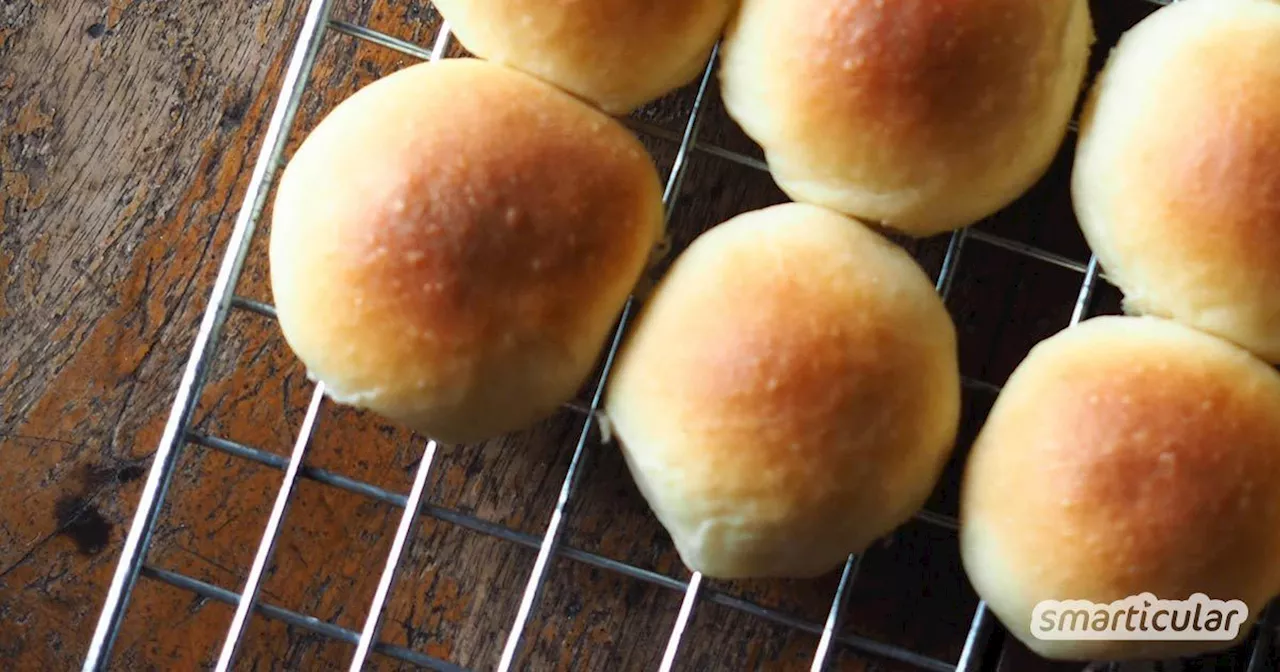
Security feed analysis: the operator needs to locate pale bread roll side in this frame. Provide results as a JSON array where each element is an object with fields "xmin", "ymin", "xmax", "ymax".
[
  {"xmin": 1072, "ymin": 0, "xmax": 1280, "ymax": 363},
  {"xmin": 433, "ymin": 0, "xmax": 735, "ymax": 114}
]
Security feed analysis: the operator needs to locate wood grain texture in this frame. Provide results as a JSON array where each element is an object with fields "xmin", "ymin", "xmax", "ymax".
[{"xmin": 2, "ymin": 1, "xmax": 1277, "ymax": 671}]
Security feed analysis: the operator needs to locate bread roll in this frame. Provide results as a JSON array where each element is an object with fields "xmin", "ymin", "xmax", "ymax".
[
  {"xmin": 604, "ymin": 203, "xmax": 961, "ymax": 579},
  {"xmin": 719, "ymin": 0, "xmax": 1093, "ymax": 237},
  {"xmin": 960, "ymin": 316, "xmax": 1280, "ymax": 661},
  {"xmin": 1072, "ymin": 0, "xmax": 1280, "ymax": 363},
  {"xmin": 270, "ymin": 59, "xmax": 665, "ymax": 445},
  {"xmin": 432, "ymin": 0, "xmax": 734, "ymax": 115}
]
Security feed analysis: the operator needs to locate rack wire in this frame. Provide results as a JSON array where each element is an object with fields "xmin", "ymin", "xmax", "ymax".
[{"xmin": 80, "ymin": 0, "xmax": 1279, "ymax": 670}]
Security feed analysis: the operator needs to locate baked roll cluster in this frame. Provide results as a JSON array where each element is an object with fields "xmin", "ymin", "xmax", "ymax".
[
  {"xmin": 964, "ymin": 0, "xmax": 1280, "ymax": 661},
  {"xmin": 268, "ymin": 0, "xmax": 1280, "ymax": 663}
]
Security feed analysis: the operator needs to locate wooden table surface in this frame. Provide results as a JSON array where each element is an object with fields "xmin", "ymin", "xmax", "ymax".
[{"xmin": 3, "ymin": 1, "xmax": 1275, "ymax": 671}]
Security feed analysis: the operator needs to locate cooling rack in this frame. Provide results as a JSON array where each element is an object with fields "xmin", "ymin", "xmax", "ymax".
[{"xmin": 80, "ymin": 0, "xmax": 1280, "ymax": 669}]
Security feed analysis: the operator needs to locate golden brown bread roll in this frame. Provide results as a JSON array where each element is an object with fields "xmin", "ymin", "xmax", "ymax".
[
  {"xmin": 718, "ymin": 0, "xmax": 1093, "ymax": 237},
  {"xmin": 1072, "ymin": 0, "xmax": 1280, "ymax": 364},
  {"xmin": 269, "ymin": 59, "xmax": 665, "ymax": 445},
  {"xmin": 960, "ymin": 316, "xmax": 1280, "ymax": 661},
  {"xmin": 604, "ymin": 203, "xmax": 961, "ymax": 579},
  {"xmin": 432, "ymin": 0, "xmax": 735, "ymax": 115}
]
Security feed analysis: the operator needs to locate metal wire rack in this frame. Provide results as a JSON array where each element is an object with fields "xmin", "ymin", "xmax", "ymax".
[{"xmin": 79, "ymin": 0, "xmax": 1279, "ymax": 670}]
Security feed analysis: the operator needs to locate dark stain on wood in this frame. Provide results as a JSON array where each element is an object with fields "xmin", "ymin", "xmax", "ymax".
[{"xmin": 54, "ymin": 497, "xmax": 113, "ymax": 557}]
